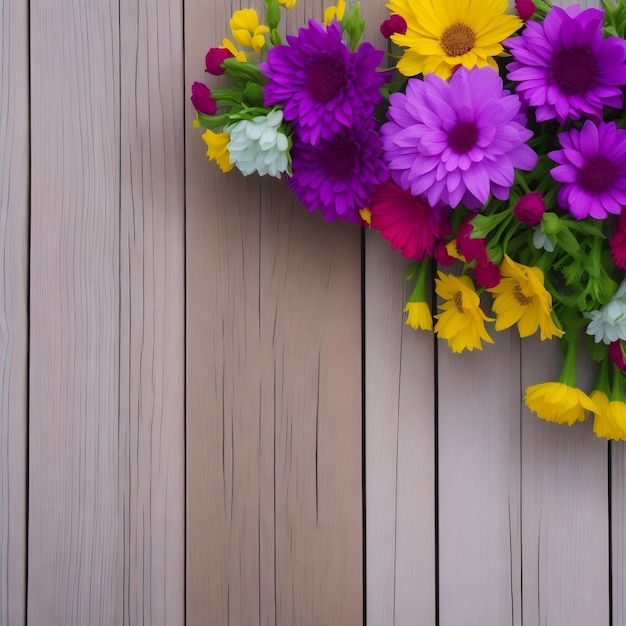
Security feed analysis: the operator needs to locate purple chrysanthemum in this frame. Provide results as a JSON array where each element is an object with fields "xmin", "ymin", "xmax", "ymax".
[
  {"xmin": 287, "ymin": 118, "xmax": 389, "ymax": 222},
  {"xmin": 549, "ymin": 120, "xmax": 626, "ymax": 220},
  {"xmin": 381, "ymin": 66, "xmax": 537, "ymax": 210},
  {"xmin": 260, "ymin": 20, "xmax": 385, "ymax": 145},
  {"xmin": 504, "ymin": 5, "xmax": 626, "ymax": 124}
]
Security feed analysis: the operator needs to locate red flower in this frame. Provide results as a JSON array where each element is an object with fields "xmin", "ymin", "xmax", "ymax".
[
  {"xmin": 190, "ymin": 82, "xmax": 217, "ymax": 115},
  {"xmin": 205, "ymin": 47, "xmax": 234, "ymax": 76},
  {"xmin": 369, "ymin": 182, "xmax": 450, "ymax": 260},
  {"xmin": 609, "ymin": 340, "xmax": 626, "ymax": 370},
  {"xmin": 515, "ymin": 0, "xmax": 536, "ymax": 21},
  {"xmin": 513, "ymin": 192, "xmax": 545, "ymax": 225},
  {"xmin": 380, "ymin": 15, "xmax": 407, "ymax": 39},
  {"xmin": 433, "ymin": 239, "xmax": 456, "ymax": 267},
  {"xmin": 610, "ymin": 210, "xmax": 626, "ymax": 269},
  {"xmin": 457, "ymin": 217, "xmax": 488, "ymax": 265}
]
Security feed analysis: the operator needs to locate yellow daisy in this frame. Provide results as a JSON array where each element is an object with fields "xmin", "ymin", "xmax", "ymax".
[
  {"xmin": 202, "ymin": 130, "xmax": 233, "ymax": 173},
  {"xmin": 488, "ymin": 255, "xmax": 564, "ymax": 341},
  {"xmin": 525, "ymin": 381, "xmax": 598, "ymax": 426},
  {"xmin": 434, "ymin": 272, "xmax": 494, "ymax": 352},
  {"xmin": 221, "ymin": 38, "xmax": 247, "ymax": 63},
  {"xmin": 386, "ymin": 0, "xmax": 522, "ymax": 79}
]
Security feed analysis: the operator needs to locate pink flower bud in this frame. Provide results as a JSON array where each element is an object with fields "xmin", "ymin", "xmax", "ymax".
[
  {"xmin": 472, "ymin": 262, "xmax": 501, "ymax": 289},
  {"xmin": 513, "ymin": 192, "xmax": 545, "ymax": 225},
  {"xmin": 205, "ymin": 47, "xmax": 234, "ymax": 76},
  {"xmin": 515, "ymin": 0, "xmax": 536, "ymax": 21},
  {"xmin": 457, "ymin": 217, "xmax": 488, "ymax": 264},
  {"xmin": 190, "ymin": 82, "xmax": 217, "ymax": 116},
  {"xmin": 380, "ymin": 14, "xmax": 407, "ymax": 39},
  {"xmin": 433, "ymin": 239, "xmax": 456, "ymax": 267}
]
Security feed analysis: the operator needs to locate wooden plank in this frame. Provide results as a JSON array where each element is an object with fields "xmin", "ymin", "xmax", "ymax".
[
  {"xmin": 612, "ymin": 445, "xmax": 626, "ymax": 623},
  {"xmin": 364, "ymin": 233, "xmax": 436, "ymax": 626},
  {"xmin": 185, "ymin": 0, "xmax": 363, "ymax": 624},
  {"xmin": 0, "ymin": 0, "xmax": 29, "ymax": 623},
  {"xmin": 437, "ymin": 328, "xmax": 522, "ymax": 626},
  {"xmin": 119, "ymin": 0, "xmax": 185, "ymax": 623},
  {"xmin": 28, "ymin": 2, "xmax": 123, "ymax": 623},
  {"xmin": 521, "ymin": 336, "xmax": 609, "ymax": 626}
]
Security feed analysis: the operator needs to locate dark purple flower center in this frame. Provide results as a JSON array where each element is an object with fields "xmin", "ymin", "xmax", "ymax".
[
  {"xmin": 449, "ymin": 122, "xmax": 478, "ymax": 154},
  {"xmin": 553, "ymin": 47, "xmax": 596, "ymax": 94},
  {"xmin": 579, "ymin": 157, "xmax": 617, "ymax": 192},
  {"xmin": 320, "ymin": 135, "xmax": 358, "ymax": 180},
  {"xmin": 307, "ymin": 55, "xmax": 345, "ymax": 103}
]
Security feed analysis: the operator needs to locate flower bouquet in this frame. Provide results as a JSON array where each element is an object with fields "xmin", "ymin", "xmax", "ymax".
[{"xmin": 191, "ymin": 0, "xmax": 626, "ymax": 440}]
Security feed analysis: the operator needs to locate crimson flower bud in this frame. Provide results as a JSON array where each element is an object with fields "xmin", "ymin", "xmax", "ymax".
[
  {"xmin": 205, "ymin": 47, "xmax": 234, "ymax": 76},
  {"xmin": 515, "ymin": 0, "xmax": 536, "ymax": 21},
  {"xmin": 190, "ymin": 82, "xmax": 217, "ymax": 116},
  {"xmin": 513, "ymin": 192, "xmax": 545, "ymax": 225},
  {"xmin": 380, "ymin": 14, "xmax": 407, "ymax": 39}
]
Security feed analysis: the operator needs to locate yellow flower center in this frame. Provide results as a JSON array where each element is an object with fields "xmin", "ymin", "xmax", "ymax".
[
  {"xmin": 513, "ymin": 283, "xmax": 533, "ymax": 306},
  {"xmin": 453, "ymin": 291, "xmax": 464, "ymax": 313},
  {"xmin": 440, "ymin": 23, "xmax": 475, "ymax": 57}
]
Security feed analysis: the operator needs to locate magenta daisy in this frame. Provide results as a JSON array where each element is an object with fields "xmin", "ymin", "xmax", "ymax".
[
  {"xmin": 381, "ymin": 66, "xmax": 537, "ymax": 210},
  {"xmin": 549, "ymin": 120, "xmax": 626, "ymax": 220},
  {"xmin": 369, "ymin": 181, "xmax": 450, "ymax": 260},
  {"xmin": 260, "ymin": 20, "xmax": 385, "ymax": 146},
  {"xmin": 287, "ymin": 118, "xmax": 389, "ymax": 223},
  {"xmin": 504, "ymin": 5, "xmax": 626, "ymax": 124}
]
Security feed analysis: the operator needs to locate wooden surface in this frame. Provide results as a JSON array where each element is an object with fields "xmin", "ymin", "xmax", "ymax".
[
  {"xmin": 0, "ymin": 0, "xmax": 28, "ymax": 623},
  {"xmin": 2, "ymin": 0, "xmax": 625, "ymax": 624}
]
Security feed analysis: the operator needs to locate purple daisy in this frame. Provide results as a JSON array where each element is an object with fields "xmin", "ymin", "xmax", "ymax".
[
  {"xmin": 287, "ymin": 117, "xmax": 389, "ymax": 223},
  {"xmin": 504, "ymin": 5, "xmax": 626, "ymax": 124},
  {"xmin": 549, "ymin": 120, "xmax": 626, "ymax": 220},
  {"xmin": 260, "ymin": 20, "xmax": 385, "ymax": 146},
  {"xmin": 381, "ymin": 66, "xmax": 537, "ymax": 210}
]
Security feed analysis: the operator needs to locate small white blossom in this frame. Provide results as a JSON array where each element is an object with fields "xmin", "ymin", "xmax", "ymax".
[
  {"xmin": 585, "ymin": 280, "xmax": 626, "ymax": 344},
  {"xmin": 227, "ymin": 109, "xmax": 290, "ymax": 178},
  {"xmin": 532, "ymin": 227, "xmax": 554, "ymax": 252}
]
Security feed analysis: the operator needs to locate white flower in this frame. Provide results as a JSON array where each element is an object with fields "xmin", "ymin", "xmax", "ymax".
[
  {"xmin": 585, "ymin": 280, "xmax": 626, "ymax": 344},
  {"xmin": 532, "ymin": 227, "xmax": 554, "ymax": 252},
  {"xmin": 227, "ymin": 109, "xmax": 290, "ymax": 178}
]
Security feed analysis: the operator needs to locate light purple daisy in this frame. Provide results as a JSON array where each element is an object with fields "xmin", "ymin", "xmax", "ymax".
[
  {"xmin": 381, "ymin": 66, "xmax": 537, "ymax": 210},
  {"xmin": 549, "ymin": 120, "xmax": 626, "ymax": 220},
  {"xmin": 504, "ymin": 5, "xmax": 626, "ymax": 124},
  {"xmin": 287, "ymin": 117, "xmax": 389, "ymax": 223},
  {"xmin": 260, "ymin": 20, "xmax": 385, "ymax": 146}
]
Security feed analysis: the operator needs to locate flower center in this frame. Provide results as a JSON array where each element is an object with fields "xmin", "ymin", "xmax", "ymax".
[
  {"xmin": 553, "ymin": 47, "xmax": 596, "ymax": 94},
  {"xmin": 440, "ymin": 23, "xmax": 475, "ymax": 57},
  {"xmin": 453, "ymin": 291, "xmax": 464, "ymax": 313},
  {"xmin": 579, "ymin": 157, "xmax": 617, "ymax": 193},
  {"xmin": 513, "ymin": 283, "xmax": 533, "ymax": 306},
  {"xmin": 307, "ymin": 55, "xmax": 345, "ymax": 103},
  {"xmin": 320, "ymin": 135, "xmax": 358, "ymax": 180},
  {"xmin": 449, "ymin": 122, "xmax": 478, "ymax": 154}
]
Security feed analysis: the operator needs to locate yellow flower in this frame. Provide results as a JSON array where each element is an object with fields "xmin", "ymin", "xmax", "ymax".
[
  {"xmin": 404, "ymin": 302, "xmax": 433, "ymax": 331},
  {"xmin": 202, "ymin": 130, "xmax": 233, "ymax": 173},
  {"xmin": 324, "ymin": 0, "xmax": 346, "ymax": 25},
  {"xmin": 488, "ymin": 255, "xmax": 564, "ymax": 341},
  {"xmin": 230, "ymin": 9, "xmax": 269, "ymax": 53},
  {"xmin": 359, "ymin": 208, "xmax": 372, "ymax": 227},
  {"xmin": 525, "ymin": 382, "xmax": 598, "ymax": 426},
  {"xmin": 386, "ymin": 0, "xmax": 522, "ymax": 79},
  {"xmin": 278, "ymin": 0, "xmax": 297, "ymax": 8},
  {"xmin": 221, "ymin": 38, "xmax": 247, "ymax": 63},
  {"xmin": 434, "ymin": 272, "xmax": 494, "ymax": 352},
  {"xmin": 590, "ymin": 390, "xmax": 626, "ymax": 441}
]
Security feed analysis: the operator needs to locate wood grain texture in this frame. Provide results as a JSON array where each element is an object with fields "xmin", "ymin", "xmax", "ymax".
[
  {"xmin": 28, "ymin": 1, "xmax": 122, "ymax": 623},
  {"xmin": 119, "ymin": 0, "xmax": 185, "ymax": 623},
  {"xmin": 365, "ymin": 232, "xmax": 436, "ymax": 626},
  {"xmin": 185, "ymin": 1, "xmax": 363, "ymax": 624},
  {"xmin": 0, "ymin": 0, "xmax": 29, "ymax": 623},
  {"xmin": 612, "ymin": 444, "xmax": 626, "ymax": 624},
  {"xmin": 521, "ymin": 336, "xmax": 609, "ymax": 626},
  {"xmin": 438, "ymin": 329, "xmax": 522, "ymax": 626}
]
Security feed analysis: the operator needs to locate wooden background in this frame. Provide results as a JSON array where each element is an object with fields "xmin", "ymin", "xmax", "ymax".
[{"xmin": 0, "ymin": 0, "xmax": 623, "ymax": 624}]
